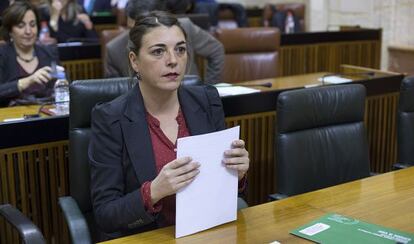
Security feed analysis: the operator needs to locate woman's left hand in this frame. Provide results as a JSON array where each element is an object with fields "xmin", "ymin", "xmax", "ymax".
[{"xmin": 223, "ymin": 140, "xmax": 249, "ymax": 180}]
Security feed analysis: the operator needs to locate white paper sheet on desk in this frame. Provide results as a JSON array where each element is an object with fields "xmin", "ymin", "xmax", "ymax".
[
  {"xmin": 175, "ymin": 126, "xmax": 240, "ymax": 238},
  {"xmin": 214, "ymin": 83, "xmax": 260, "ymax": 97},
  {"xmin": 318, "ymin": 76, "xmax": 352, "ymax": 84}
]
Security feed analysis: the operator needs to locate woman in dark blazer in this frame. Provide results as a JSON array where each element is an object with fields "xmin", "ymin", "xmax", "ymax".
[
  {"xmin": 0, "ymin": 1, "xmax": 59, "ymax": 107},
  {"xmin": 89, "ymin": 11, "xmax": 249, "ymax": 241}
]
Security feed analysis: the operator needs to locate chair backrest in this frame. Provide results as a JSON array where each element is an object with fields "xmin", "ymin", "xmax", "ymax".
[
  {"xmin": 0, "ymin": 204, "xmax": 46, "ymax": 244},
  {"xmin": 215, "ymin": 27, "xmax": 280, "ymax": 83},
  {"xmin": 276, "ymin": 84, "xmax": 370, "ymax": 196},
  {"xmin": 398, "ymin": 76, "xmax": 414, "ymax": 165},
  {"xmin": 69, "ymin": 77, "xmax": 133, "ymax": 238}
]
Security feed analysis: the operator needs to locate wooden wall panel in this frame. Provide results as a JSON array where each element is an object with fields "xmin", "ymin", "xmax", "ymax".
[
  {"xmin": 278, "ymin": 40, "xmax": 381, "ymax": 77},
  {"xmin": 226, "ymin": 112, "xmax": 276, "ymax": 205},
  {"xmin": 62, "ymin": 59, "xmax": 102, "ymax": 81},
  {"xmin": 60, "ymin": 39, "xmax": 380, "ymax": 83},
  {"xmin": 365, "ymin": 93, "xmax": 399, "ymax": 173},
  {"xmin": 0, "ymin": 141, "xmax": 70, "ymax": 244}
]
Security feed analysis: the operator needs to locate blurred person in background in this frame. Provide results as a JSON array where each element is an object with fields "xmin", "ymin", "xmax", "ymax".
[
  {"xmin": 192, "ymin": 0, "xmax": 248, "ymax": 29},
  {"xmin": 38, "ymin": 0, "xmax": 98, "ymax": 43},
  {"xmin": 262, "ymin": 5, "xmax": 301, "ymax": 33},
  {"xmin": 0, "ymin": 1, "xmax": 59, "ymax": 107}
]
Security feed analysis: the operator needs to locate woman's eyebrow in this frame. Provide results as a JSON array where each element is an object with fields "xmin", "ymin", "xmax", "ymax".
[
  {"xmin": 149, "ymin": 41, "xmax": 187, "ymax": 49},
  {"xmin": 149, "ymin": 43, "xmax": 166, "ymax": 49}
]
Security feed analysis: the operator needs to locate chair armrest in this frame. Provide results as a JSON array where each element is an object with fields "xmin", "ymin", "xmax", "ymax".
[
  {"xmin": 58, "ymin": 196, "xmax": 92, "ymax": 244},
  {"xmin": 0, "ymin": 204, "xmax": 46, "ymax": 244},
  {"xmin": 393, "ymin": 162, "xmax": 413, "ymax": 170},
  {"xmin": 268, "ymin": 193, "xmax": 288, "ymax": 201}
]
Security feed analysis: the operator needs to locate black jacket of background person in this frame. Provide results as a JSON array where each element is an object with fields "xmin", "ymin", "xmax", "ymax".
[
  {"xmin": 38, "ymin": 5, "xmax": 98, "ymax": 43},
  {"xmin": 0, "ymin": 42, "xmax": 59, "ymax": 107},
  {"xmin": 89, "ymin": 84, "xmax": 225, "ymax": 241}
]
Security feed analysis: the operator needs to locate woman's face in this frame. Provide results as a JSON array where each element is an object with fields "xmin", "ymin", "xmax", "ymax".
[
  {"xmin": 10, "ymin": 10, "xmax": 38, "ymax": 50},
  {"xmin": 130, "ymin": 25, "xmax": 188, "ymax": 92}
]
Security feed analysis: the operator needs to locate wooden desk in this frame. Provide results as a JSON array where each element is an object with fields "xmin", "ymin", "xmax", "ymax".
[
  {"xmin": 0, "ymin": 105, "xmax": 40, "ymax": 122},
  {"xmin": 101, "ymin": 167, "xmax": 414, "ymax": 244}
]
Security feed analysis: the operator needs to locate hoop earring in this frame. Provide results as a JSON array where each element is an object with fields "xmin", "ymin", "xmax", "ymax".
[{"xmin": 136, "ymin": 72, "xmax": 141, "ymax": 80}]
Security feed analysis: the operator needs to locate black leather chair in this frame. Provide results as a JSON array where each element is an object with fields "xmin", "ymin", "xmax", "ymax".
[
  {"xmin": 59, "ymin": 77, "xmax": 134, "ymax": 243},
  {"xmin": 394, "ymin": 76, "xmax": 414, "ymax": 169},
  {"xmin": 269, "ymin": 84, "xmax": 371, "ymax": 200},
  {"xmin": 59, "ymin": 75, "xmax": 248, "ymax": 242},
  {"xmin": 0, "ymin": 204, "xmax": 46, "ymax": 244}
]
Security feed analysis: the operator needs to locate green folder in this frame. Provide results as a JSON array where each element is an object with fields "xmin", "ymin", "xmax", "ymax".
[{"xmin": 291, "ymin": 213, "xmax": 414, "ymax": 244}]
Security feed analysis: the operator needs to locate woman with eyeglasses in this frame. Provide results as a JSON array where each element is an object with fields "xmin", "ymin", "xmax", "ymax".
[
  {"xmin": 89, "ymin": 11, "xmax": 249, "ymax": 241},
  {"xmin": 0, "ymin": 1, "xmax": 59, "ymax": 107}
]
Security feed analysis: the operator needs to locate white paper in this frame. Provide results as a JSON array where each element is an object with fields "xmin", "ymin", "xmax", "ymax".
[
  {"xmin": 299, "ymin": 223, "xmax": 330, "ymax": 236},
  {"xmin": 318, "ymin": 76, "xmax": 352, "ymax": 84},
  {"xmin": 175, "ymin": 126, "xmax": 240, "ymax": 238},
  {"xmin": 214, "ymin": 83, "xmax": 260, "ymax": 97}
]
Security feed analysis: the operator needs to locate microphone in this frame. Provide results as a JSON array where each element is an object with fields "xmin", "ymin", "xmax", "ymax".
[
  {"xmin": 216, "ymin": 82, "xmax": 272, "ymax": 88},
  {"xmin": 320, "ymin": 71, "xmax": 375, "ymax": 86},
  {"xmin": 242, "ymin": 82, "xmax": 273, "ymax": 88}
]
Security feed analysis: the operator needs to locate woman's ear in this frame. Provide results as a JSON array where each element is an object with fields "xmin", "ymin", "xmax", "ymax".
[{"xmin": 128, "ymin": 51, "xmax": 140, "ymax": 73}]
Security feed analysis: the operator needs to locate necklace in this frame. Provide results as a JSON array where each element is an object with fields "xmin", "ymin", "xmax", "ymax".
[{"xmin": 16, "ymin": 51, "xmax": 36, "ymax": 63}]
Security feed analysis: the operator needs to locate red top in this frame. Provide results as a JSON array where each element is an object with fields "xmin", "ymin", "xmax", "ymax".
[
  {"xmin": 140, "ymin": 109, "xmax": 247, "ymax": 227},
  {"xmin": 140, "ymin": 109, "xmax": 190, "ymax": 227}
]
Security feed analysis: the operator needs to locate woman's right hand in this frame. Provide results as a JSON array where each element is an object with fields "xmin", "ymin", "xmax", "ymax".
[
  {"xmin": 18, "ymin": 66, "xmax": 52, "ymax": 92},
  {"xmin": 50, "ymin": 0, "xmax": 62, "ymax": 31},
  {"xmin": 51, "ymin": 0, "xmax": 63, "ymax": 15},
  {"xmin": 150, "ymin": 157, "xmax": 200, "ymax": 205}
]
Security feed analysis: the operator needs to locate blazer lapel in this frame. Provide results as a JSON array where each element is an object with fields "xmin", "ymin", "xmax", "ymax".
[
  {"xmin": 179, "ymin": 86, "xmax": 216, "ymax": 136},
  {"xmin": 121, "ymin": 85, "xmax": 157, "ymax": 183}
]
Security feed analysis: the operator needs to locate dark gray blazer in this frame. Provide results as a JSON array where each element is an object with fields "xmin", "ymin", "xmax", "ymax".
[
  {"xmin": 89, "ymin": 84, "xmax": 225, "ymax": 240},
  {"xmin": 104, "ymin": 18, "xmax": 224, "ymax": 84}
]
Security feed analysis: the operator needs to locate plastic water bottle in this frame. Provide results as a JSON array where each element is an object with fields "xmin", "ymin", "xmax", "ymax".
[
  {"xmin": 285, "ymin": 12, "xmax": 295, "ymax": 34},
  {"xmin": 54, "ymin": 70, "xmax": 69, "ymax": 115},
  {"xmin": 39, "ymin": 21, "xmax": 50, "ymax": 44}
]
